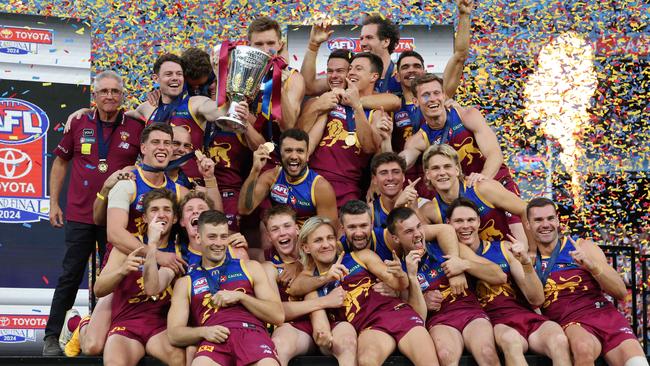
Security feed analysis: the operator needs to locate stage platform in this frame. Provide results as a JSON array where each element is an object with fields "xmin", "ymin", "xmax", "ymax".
[{"xmin": 0, "ymin": 355, "xmax": 619, "ymax": 365}]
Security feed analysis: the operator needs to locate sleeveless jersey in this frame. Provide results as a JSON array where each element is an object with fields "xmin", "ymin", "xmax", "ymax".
[
  {"xmin": 148, "ymin": 95, "xmax": 204, "ymax": 179},
  {"xmin": 127, "ymin": 166, "xmax": 181, "ymax": 235},
  {"xmin": 538, "ymin": 238, "xmax": 616, "ymax": 322},
  {"xmin": 371, "ymin": 198, "xmax": 390, "ymax": 230},
  {"xmin": 317, "ymin": 251, "xmax": 409, "ymax": 327},
  {"xmin": 392, "ymin": 99, "xmax": 421, "ymax": 153},
  {"xmin": 374, "ymin": 62, "xmax": 401, "ymax": 94},
  {"xmin": 270, "ymin": 168, "xmax": 320, "ymax": 225},
  {"xmin": 188, "ymin": 258, "xmax": 262, "ymax": 328},
  {"xmin": 171, "ymin": 169, "xmax": 194, "ymax": 190},
  {"xmin": 430, "ymin": 181, "xmax": 511, "ymax": 241},
  {"xmin": 474, "ymin": 241, "xmax": 529, "ymax": 312},
  {"xmin": 340, "ymin": 227, "xmax": 394, "ymax": 261},
  {"xmin": 310, "ymin": 105, "xmax": 373, "ymax": 186},
  {"xmin": 420, "ymin": 108, "xmax": 513, "ymax": 182},
  {"xmin": 205, "ymin": 130, "xmax": 251, "ymax": 191},
  {"xmin": 416, "ymin": 242, "xmax": 482, "ymax": 314},
  {"xmin": 110, "ymin": 249, "xmax": 173, "ymax": 325}
]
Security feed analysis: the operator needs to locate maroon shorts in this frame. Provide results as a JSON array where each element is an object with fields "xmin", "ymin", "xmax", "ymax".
[
  {"xmin": 488, "ymin": 308, "xmax": 548, "ymax": 339},
  {"xmin": 427, "ymin": 304, "xmax": 490, "ymax": 332},
  {"xmin": 560, "ymin": 306, "xmax": 637, "ymax": 355},
  {"xmin": 107, "ymin": 318, "xmax": 166, "ymax": 346},
  {"xmin": 221, "ymin": 189, "xmax": 241, "ymax": 232},
  {"xmin": 195, "ymin": 323, "xmax": 279, "ymax": 366},
  {"xmin": 289, "ymin": 319, "xmax": 313, "ymax": 336},
  {"xmin": 357, "ymin": 302, "xmax": 425, "ymax": 343}
]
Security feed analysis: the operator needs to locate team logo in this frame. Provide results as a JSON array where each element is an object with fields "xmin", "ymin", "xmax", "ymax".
[
  {"xmin": 329, "ymin": 104, "xmax": 346, "ymax": 120},
  {"xmin": 327, "ymin": 37, "xmax": 356, "ymax": 51},
  {"xmin": 417, "ymin": 273, "xmax": 429, "ymax": 290},
  {"xmin": 0, "ymin": 148, "xmax": 32, "ymax": 179},
  {"xmin": 271, "ymin": 184, "xmax": 289, "ymax": 203},
  {"xmin": 120, "ymin": 131, "xmax": 130, "ymax": 141},
  {"xmin": 394, "ymin": 111, "xmax": 411, "ymax": 127}
]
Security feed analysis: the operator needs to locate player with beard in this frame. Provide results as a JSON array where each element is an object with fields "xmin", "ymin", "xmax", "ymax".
[
  {"xmin": 167, "ymin": 210, "xmax": 284, "ymax": 366},
  {"xmin": 258, "ymin": 206, "xmax": 355, "ymax": 366},
  {"xmin": 447, "ymin": 198, "xmax": 572, "ymax": 365},
  {"xmin": 527, "ymin": 198, "xmax": 647, "ymax": 366},
  {"xmin": 387, "ymin": 207, "xmax": 506, "ymax": 366},
  {"xmin": 238, "ymin": 128, "xmax": 337, "ymax": 225},
  {"xmin": 419, "ymin": 144, "xmax": 531, "ymax": 249},
  {"xmin": 299, "ymin": 216, "xmax": 439, "ymax": 366},
  {"xmin": 368, "ymin": 152, "xmax": 426, "ymax": 229},
  {"xmin": 306, "ymin": 53, "xmax": 385, "ymax": 207},
  {"xmin": 287, "ymin": 200, "xmax": 466, "ymax": 299}
]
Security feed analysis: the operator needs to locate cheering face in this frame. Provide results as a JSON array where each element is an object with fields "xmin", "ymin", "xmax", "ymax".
[
  {"xmin": 391, "ymin": 213, "xmax": 425, "ymax": 253},
  {"xmin": 327, "ymin": 58, "xmax": 349, "ymax": 90},
  {"xmin": 93, "ymin": 77, "xmax": 123, "ymax": 114},
  {"xmin": 373, "ymin": 161, "xmax": 405, "ymax": 198},
  {"xmin": 180, "ymin": 198, "xmax": 211, "ymax": 243},
  {"xmin": 143, "ymin": 198, "xmax": 177, "ymax": 237},
  {"xmin": 359, "ymin": 24, "xmax": 388, "ymax": 55},
  {"xmin": 154, "ymin": 61, "xmax": 184, "ymax": 99},
  {"xmin": 249, "ymin": 29, "xmax": 283, "ymax": 55},
  {"xmin": 302, "ymin": 224, "xmax": 338, "ymax": 265},
  {"xmin": 448, "ymin": 206, "xmax": 481, "ymax": 246},
  {"xmin": 171, "ymin": 126, "xmax": 193, "ymax": 161},
  {"xmin": 199, "ymin": 223, "xmax": 230, "ymax": 264},
  {"xmin": 415, "ymin": 80, "xmax": 446, "ymax": 120},
  {"xmin": 348, "ymin": 57, "xmax": 379, "ymax": 92},
  {"xmin": 141, "ymin": 130, "xmax": 173, "ymax": 169},
  {"xmin": 266, "ymin": 213, "xmax": 299, "ymax": 258},
  {"xmin": 527, "ymin": 205, "xmax": 560, "ymax": 246},
  {"xmin": 397, "ymin": 56, "xmax": 425, "ymax": 89},
  {"xmin": 280, "ymin": 137, "xmax": 309, "ymax": 178},
  {"xmin": 425, "ymin": 154, "xmax": 461, "ymax": 192},
  {"xmin": 341, "ymin": 213, "xmax": 373, "ymax": 251}
]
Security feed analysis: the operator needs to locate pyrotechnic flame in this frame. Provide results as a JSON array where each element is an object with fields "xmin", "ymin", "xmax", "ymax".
[{"xmin": 524, "ymin": 32, "xmax": 597, "ymax": 208}]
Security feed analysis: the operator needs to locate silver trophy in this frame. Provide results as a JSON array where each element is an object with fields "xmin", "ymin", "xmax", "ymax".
[{"xmin": 213, "ymin": 45, "xmax": 271, "ymax": 133}]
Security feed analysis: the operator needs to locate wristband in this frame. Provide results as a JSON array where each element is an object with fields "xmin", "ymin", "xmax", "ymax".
[{"xmin": 96, "ymin": 192, "xmax": 106, "ymax": 201}]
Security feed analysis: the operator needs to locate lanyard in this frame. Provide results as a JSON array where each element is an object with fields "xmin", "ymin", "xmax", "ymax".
[
  {"xmin": 344, "ymin": 105, "xmax": 356, "ymax": 133},
  {"xmin": 534, "ymin": 238, "xmax": 563, "ymax": 285},
  {"xmin": 96, "ymin": 119, "xmax": 118, "ymax": 162}
]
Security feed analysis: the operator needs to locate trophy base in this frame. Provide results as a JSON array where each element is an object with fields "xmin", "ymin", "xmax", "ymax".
[{"xmin": 215, "ymin": 116, "xmax": 247, "ymax": 133}]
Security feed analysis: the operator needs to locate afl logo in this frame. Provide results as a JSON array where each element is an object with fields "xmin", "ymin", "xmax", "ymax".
[
  {"xmin": 0, "ymin": 98, "xmax": 50, "ymax": 145},
  {"xmin": 0, "ymin": 148, "xmax": 33, "ymax": 179},
  {"xmin": 328, "ymin": 38, "xmax": 356, "ymax": 51}
]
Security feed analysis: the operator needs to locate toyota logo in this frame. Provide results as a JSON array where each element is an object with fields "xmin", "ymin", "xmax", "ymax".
[
  {"xmin": 0, "ymin": 148, "xmax": 33, "ymax": 179},
  {"xmin": 0, "ymin": 317, "xmax": 9, "ymax": 327}
]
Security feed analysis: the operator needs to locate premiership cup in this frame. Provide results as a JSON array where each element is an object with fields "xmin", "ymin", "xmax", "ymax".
[{"xmin": 214, "ymin": 45, "xmax": 271, "ymax": 133}]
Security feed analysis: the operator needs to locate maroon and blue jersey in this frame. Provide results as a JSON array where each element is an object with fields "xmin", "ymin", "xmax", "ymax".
[
  {"xmin": 374, "ymin": 62, "xmax": 401, "ymax": 94},
  {"xmin": 188, "ymin": 258, "xmax": 262, "ymax": 328},
  {"xmin": 127, "ymin": 166, "xmax": 181, "ymax": 236},
  {"xmin": 429, "ymin": 181, "xmax": 511, "ymax": 241},
  {"xmin": 339, "ymin": 227, "xmax": 394, "ymax": 262},
  {"xmin": 270, "ymin": 167, "xmax": 321, "ymax": 225},
  {"xmin": 310, "ymin": 105, "xmax": 374, "ymax": 206},
  {"xmin": 205, "ymin": 130, "xmax": 251, "ymax": 191},
  {"xmin": 475, "ymin": 241, "xmax": 529, "ymax": 311}
]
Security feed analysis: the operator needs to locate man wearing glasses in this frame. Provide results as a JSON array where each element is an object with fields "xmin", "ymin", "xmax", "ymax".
[{"xmin": 43, "ymin": 70, "xmax": 145, "ymax": 356}]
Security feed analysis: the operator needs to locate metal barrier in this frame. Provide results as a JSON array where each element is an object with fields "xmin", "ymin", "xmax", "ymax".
[{"xmin": 600, "ymin": 245, "xmax": 648, "ymax": 353}]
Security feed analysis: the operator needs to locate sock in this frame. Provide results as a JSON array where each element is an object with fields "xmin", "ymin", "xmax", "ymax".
[
  {"xmin": 624, "ymin": 356, "xmax": 649, "ymax": 366},
  {"xmin": 67, "ymin": 315, "xmax": 81, "ymax": 333}
]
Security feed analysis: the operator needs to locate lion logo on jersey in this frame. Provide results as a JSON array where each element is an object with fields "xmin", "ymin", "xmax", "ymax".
[
  {"xmin": 320, "ymin": 119, "xmax": 360, "ymax": 152},
  {"xmin": 343, "ymin": 276, "xmax": 372, "ymax": 322},
  {"xmin": 476, "ymin": 281, "xmax": 515, "ymax": 306},
  {"xmin": 209, "ymin": 142, "xmax": 232, "ymax": 168},
  {"xmin": 453, "ymin": 137, "xmax": 482, "ymax": 166},
  {"xmin": 440, "ymin": 283, "xmax": 466, "ymax": 303},
  {"xmin": 480, "ymin": 219, "xmax": 504, "ymax": 241},
  {"xmin": 543, "ymin": 275, "xmax": 587, "ymax": 308}
]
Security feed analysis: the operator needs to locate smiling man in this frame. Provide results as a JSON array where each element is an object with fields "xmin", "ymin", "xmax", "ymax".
[{"xmin": 238, "ymin": 128, "xmax": 337, "ymax": 226}]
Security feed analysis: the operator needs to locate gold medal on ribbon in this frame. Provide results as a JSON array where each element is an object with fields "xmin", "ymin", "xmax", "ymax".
[
  {"xmin": 98, "ymin": 160, "xmax": 108, "ymax": 173},
  {"xmin": 344, "ymin": 132, "xmax": 357, "ymax": 146}
]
